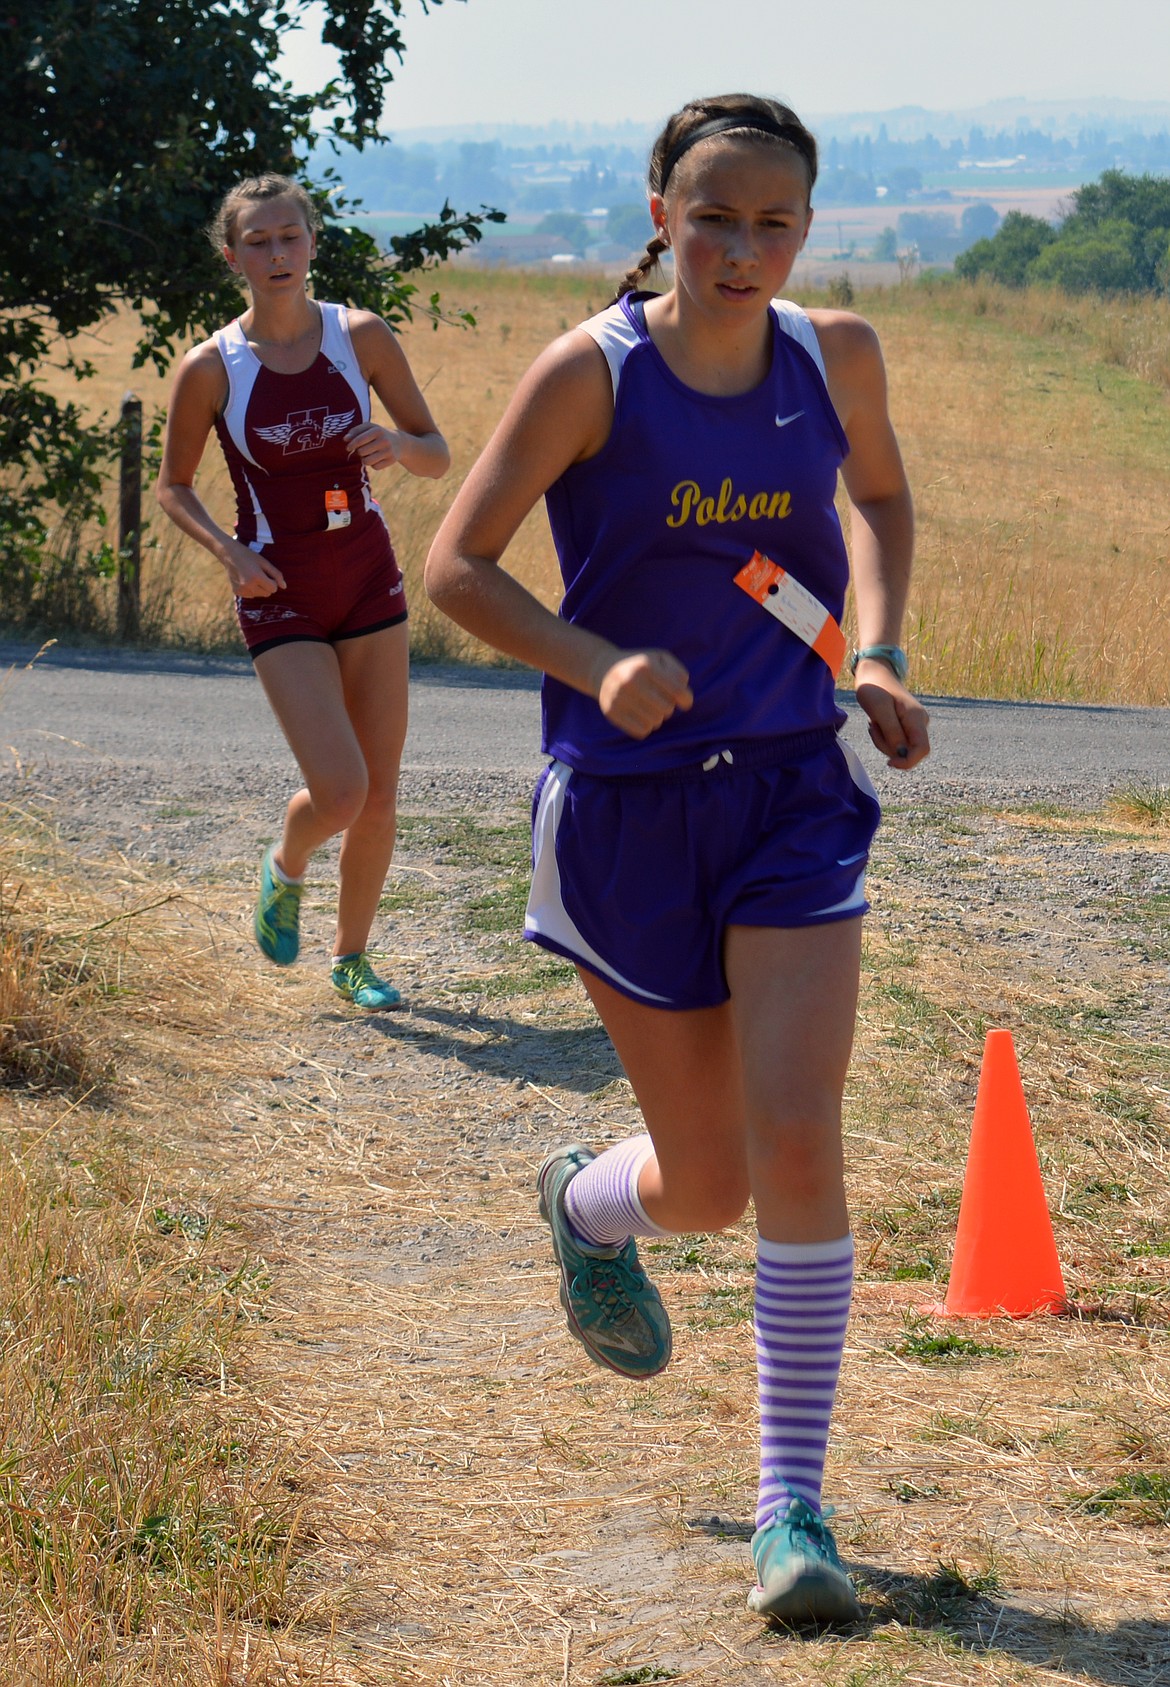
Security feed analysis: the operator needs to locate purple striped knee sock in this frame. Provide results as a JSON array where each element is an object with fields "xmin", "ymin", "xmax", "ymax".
[
  {"xmin": 563, "ymin": 1135, "xmax": 671, "ymax": 1249},
  {"xmin": 755, "ymin": 1234, "xmax": 854, "ymax": 1529}
]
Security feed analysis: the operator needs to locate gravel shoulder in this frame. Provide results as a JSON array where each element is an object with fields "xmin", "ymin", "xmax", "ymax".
[{"xmin": 2, "ymin": 637, "xmax": 1168, "ymax": 862}]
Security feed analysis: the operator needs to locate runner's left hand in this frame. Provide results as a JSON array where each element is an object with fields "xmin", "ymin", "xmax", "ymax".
[
  {"xmin": 344, "ymin": 422, "xmax": 400, "ymax": 470},
  {"xmin": 855, "ymin": 667, "xmax": 930, "ymax": 770}
]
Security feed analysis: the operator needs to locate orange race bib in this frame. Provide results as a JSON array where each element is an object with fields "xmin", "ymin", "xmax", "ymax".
[
  {"xmin": 325, "ymin": 488, "xmax": 351, "ymax": 532},
  {"xmin": 733, "ymin": 550, "xmax": 846, "ymax": 675}
]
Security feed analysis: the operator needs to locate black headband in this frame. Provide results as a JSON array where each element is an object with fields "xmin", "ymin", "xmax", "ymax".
[{"xmin": 658, "ymin": 114, "xmax": 810, "ymax": 196}]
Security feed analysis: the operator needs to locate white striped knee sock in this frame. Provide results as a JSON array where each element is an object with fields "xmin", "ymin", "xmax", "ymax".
[
  {"xmin": 563, "ymin": 1135, "xmax": 670, "ymax": 1249},
  {"xmin": 755, "ymin": 1233, "xmax": 854, "ymax": 1528}
]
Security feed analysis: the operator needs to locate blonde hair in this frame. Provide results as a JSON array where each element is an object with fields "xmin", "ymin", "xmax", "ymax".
[
  {"xmin": 612, "ymin": 94, "xmax": 818, "ymax": 303},
  {"xmin": 208, "ymin": 174, "xmax": 321, "ymax": 252}
]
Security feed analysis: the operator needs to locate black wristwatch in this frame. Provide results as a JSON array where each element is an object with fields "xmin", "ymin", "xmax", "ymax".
[{"xmin": 849, "ymin": 644, "xmax": 908, "ymax": 684}]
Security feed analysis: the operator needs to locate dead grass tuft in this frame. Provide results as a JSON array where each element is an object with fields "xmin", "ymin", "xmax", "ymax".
[{"xmin": 0, "ymin": 908, "xmax": 97, "ymax": 1090}]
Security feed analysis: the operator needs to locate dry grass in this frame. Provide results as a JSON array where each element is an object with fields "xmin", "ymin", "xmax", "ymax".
[
  {"xmin": 0, "ymin": 813, "xmax": 340, "ymax": 1685},
  {"xmin": 848, "ymin": 280, "xmax": 1170, "ymax": 704},
  {"xmin": 21, "ymin": 273, "xmax": 1170, "ymax": 701}
]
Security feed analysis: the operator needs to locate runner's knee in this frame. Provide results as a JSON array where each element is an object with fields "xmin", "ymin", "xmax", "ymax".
[
  {"xmin": 307, "ymin": 769, "xmax": 368, "ymax": 833},
  {"xmin": 658, "ymin": 1164, "xmax": 751, "ymax": 1232},
  {"xmin": 748, "ymin": 1111, "xmax": 843, "ymax": 1204}
]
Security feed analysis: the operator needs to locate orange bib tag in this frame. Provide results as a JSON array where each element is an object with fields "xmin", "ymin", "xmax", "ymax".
[
  {"xmin": 733, "ymin": 550, "xmax": 847, "ymax": 675},
  {"xmin": 325, "ymin": 488, "xmax": 351, "ymax": 532}
]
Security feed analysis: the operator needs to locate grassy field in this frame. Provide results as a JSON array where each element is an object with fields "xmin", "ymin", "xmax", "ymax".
[
  {"xmin": 1, "ymin": 777, "xmax": 1167, "ymax": 1683},
  {"xmin": 19, "ymin": 271, "xmax": 1170, "ymax": 705}
]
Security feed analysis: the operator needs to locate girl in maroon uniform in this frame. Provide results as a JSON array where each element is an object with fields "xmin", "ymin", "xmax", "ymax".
[{"xmin": 158, "ymin": 175, "xmax": 448, "ymax": 1007}]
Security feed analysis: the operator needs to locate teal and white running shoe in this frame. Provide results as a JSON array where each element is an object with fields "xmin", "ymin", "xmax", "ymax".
[
  {"xmin": 748, "ymin": 1492, "xmax": 862, "ymax": 1627},
  {"xmin": 331, "ymin": 951, "xmax": 401, "ymax": 1010},
  {"xmin": 536, "ymin": 1144, "xmax": 672, "ymax": 1379},
  {"xmin": 254, "ymin": 847, "xmax": 303, "ymax": 966}
]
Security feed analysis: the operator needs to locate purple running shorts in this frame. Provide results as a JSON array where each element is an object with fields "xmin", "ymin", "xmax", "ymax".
[{"xmin": 524, "ymin": 727, "xmax": 880, "ymax": 1011}]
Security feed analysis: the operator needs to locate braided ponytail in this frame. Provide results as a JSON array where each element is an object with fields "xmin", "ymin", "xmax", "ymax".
[{"xmin": 611, "ymin": 232, "xmax": 670, "ymax": 304}]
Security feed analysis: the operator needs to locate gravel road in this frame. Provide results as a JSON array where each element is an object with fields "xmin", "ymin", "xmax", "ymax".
[{"xmin": 1, "ymin": 641, "xmax": 1167, "ymax": 866}]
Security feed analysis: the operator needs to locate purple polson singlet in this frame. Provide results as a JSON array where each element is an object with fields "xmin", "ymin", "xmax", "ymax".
[{"xmin": 541, "ymin": 294, "xmax": 852, "ymax": 775}]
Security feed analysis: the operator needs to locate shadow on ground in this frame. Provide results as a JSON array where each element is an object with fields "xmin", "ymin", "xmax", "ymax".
[
  {"xmin": 336, "ymin": 1001, "xmax": 625, "ymax": 1096},
  {"xmin": 754, "ymin": 1560, "xmax": 1170, "ymax": 1683}
]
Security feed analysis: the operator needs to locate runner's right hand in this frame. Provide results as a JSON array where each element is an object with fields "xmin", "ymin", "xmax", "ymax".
[
  {"xmin": 220, "ymin": 540, "xmax": 287, "ymax": 598},
  {"xmin": 597, "ymin": 650, "xmax": 693, "ymax": 739}
]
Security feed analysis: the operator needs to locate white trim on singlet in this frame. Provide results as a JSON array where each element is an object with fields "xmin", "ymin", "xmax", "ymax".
[
  {"xmin": 578, "ymin": 306, "xmax": 642, "ymax": 400},
  {"xmin": 318, "ymin": 302, "xmax": 371, "ymax": 423},
  {"xmin": 578, "ymin": 296, "xmax": 832, "ymax": 404},
  {"xmin": 212, "ymin": 302, "xmax": 371, "ymax": 470},
  {"xmin": 212, "ymin": 319, "xmax": 264, "ymax": 469},
  {"xmin": 770, "ymin": 296, "xmax": 829, "ymax": 383},
  {"xmin": 241, "ymin": 470, "xmax": 274, "ymax": 551}
]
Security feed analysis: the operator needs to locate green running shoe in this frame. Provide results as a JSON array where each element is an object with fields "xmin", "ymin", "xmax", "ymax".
[
  {"xmin": 331, "ymin": 951, "xmax": 401, "ymax": 1010},
  {"xmin": 536, "ymin": 1144, "xmax": 672, "ymax": 1379},
  {"xmin": 254, "ymin": 847, "xmax": 303, "ymax": 966},
  {"xmin": 748, "ymin": 1493, "xmax": 862, "ymax": 1628}
]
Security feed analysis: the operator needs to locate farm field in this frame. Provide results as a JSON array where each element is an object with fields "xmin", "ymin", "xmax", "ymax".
[{"xmin": 23, "ymin": 271, "xmax": 1170, "ymax": 705}]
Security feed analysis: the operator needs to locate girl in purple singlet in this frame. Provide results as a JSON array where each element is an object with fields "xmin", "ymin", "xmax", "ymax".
[
  {"xmin": 426, "ymin": 94, "xmax": 930, "ymax": 1625},
  {"xmin": 158, "ymin": 175, "xmax": 449, "ymax": 1008}
]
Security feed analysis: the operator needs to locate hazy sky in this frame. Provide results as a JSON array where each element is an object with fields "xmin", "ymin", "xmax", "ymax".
[{"xmin": 280, "ymin": 0, "xmax": 1170, "ymax": 132}]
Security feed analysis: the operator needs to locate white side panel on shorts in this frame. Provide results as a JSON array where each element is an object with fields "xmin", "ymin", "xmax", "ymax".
[
  {"xmin": 809, "ymin": 868, "xmax": 868, "ymax": 919},
  {"xmin": 808, "ymin": 736, "xmax": 879, "ymax": 917},
  {"xmin": 837, "ymin": 736, "xmax": 879, "ymax": 804},
  {"xmin": 526, "ymin": 762, "xmax": 673, "ymax": 1004}
]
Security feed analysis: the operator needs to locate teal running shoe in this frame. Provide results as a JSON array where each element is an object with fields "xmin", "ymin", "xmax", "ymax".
[
  {"xmin": 536, "ymin": 1144, "xmax": 672, "ymax": 1379},
  {"xmin": 254, "ymin": 847, "xmax": 303, "ymax": 966},
  {"xmin": 331, "ymin": 951, "xmax": 401, "ymax": 1010},
  {"xmin": 748, "ymin": 1492, "xmax": 862, "ymax": 1627}
]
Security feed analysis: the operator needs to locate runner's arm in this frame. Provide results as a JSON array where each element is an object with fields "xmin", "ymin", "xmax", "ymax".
[
  {"xmin": 425, "ymin": 333, "xmax": 692, "ymax": 739},
  {"xmin": 812, "ymin": 311, "xmax": 929, "ymax": 770},
  {"xmin": 155, "ymin": 346, "xmax": 287, "ymax": 597},
  {"xmin": 347, "ymin": 312, "xmax": 449, "ymax": 478}
]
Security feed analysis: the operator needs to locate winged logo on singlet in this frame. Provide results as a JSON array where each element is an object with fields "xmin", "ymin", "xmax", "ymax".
[{"xmin": 255, "ymin": 406, "xmax": 356, "ymax": 454}]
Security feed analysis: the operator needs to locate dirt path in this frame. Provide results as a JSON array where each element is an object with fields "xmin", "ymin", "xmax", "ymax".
[
  {"xmin": 3, "ymin": 651, "xmax": 1169, "ymax": 1684},
  {"xmin": 168, "ymin": 795, "xmax": 1170, "ymax": 1687}
]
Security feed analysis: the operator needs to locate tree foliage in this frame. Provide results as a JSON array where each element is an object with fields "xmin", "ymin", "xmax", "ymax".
[
  {"xmin": 606, "ymin": 202, "xmax": 653, "ymax": 254},
  {"xmin": 0, "ymin": 0, "xmax": 502, "ymax": 621},
  {"xmin": 954, "ymin": 210, "xmax": 1058, "ymax": 286},
  {"xmin": 955, "ymin": 171, "xmax": 1170, "ymax": 295},
  {"xmin": 535, "ymin": 211, "xmax": 588, "ymax": 255}
]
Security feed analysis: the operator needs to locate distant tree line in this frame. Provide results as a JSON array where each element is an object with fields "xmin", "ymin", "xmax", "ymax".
[
  {"xmin": 337, "ymin": 137, "xmax": 636, "ymax": 215},
  {"xmin": 341, "ymin": 122, "xmax": 1170, "ymax": 220},
  {"xmin": 885, "ymin": 203, "xmax": 1001, "ymax": 263},
  {"xmin": 956, "ymin": 171, "xmax": 1170, "ymax": 293}
]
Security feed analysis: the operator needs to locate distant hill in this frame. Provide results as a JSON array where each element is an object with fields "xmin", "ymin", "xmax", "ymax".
[
  {"xmin": 382, "ymin": 100, "xmax": 1170, "ymax": 151},
  {"xmin": 808, "ymin": 98, "xmax": 1170, "ymax": 143}
]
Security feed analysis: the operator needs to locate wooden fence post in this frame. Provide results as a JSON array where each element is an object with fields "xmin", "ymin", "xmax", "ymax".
[{"xmin": 117, "ymin": 391, "xmax": 143, "ymax": 641}]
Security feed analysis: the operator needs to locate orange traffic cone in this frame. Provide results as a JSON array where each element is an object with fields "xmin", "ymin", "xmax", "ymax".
[{"xmin": 939, "ymin": 1029, "xmax": 1067, "ymax": 1318}]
